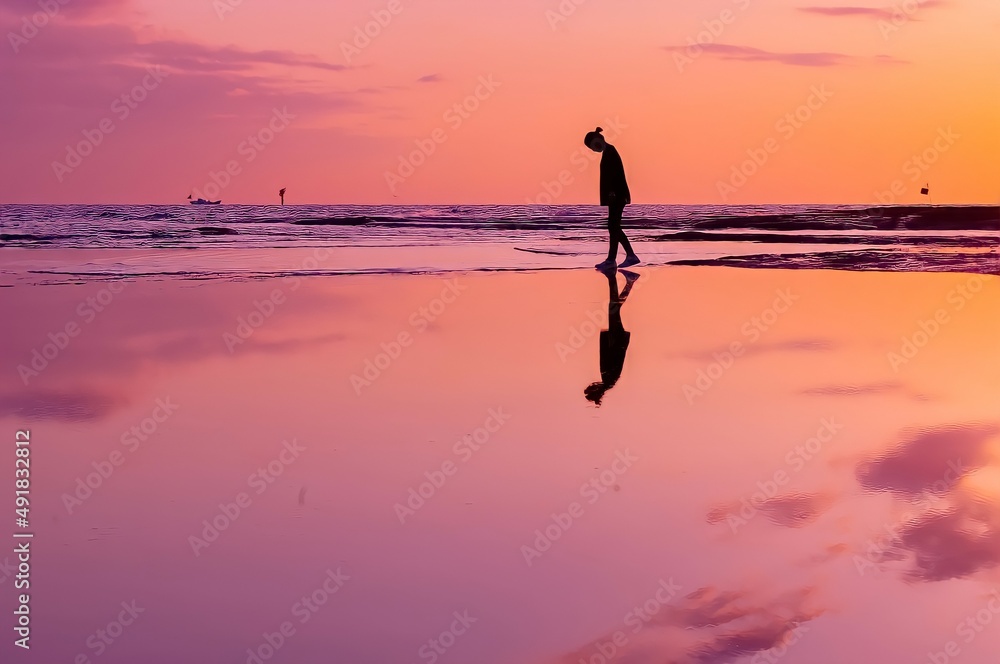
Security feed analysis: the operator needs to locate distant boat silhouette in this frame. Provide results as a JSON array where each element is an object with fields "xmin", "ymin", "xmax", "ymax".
[{"xmin": 188, "ymin": 195, "xmax": 221, "ymax": 205}]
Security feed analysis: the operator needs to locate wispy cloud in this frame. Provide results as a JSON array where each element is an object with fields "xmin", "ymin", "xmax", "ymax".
[
  {"xmin": 0, "ymin": 389, "xmax": 127, "ymax": 422},
  {"xmin": 708, "ymin": 492, "xmax": 836, "ymax": 529},
  {"xmin": 662, "ymin": 43, "xmax": 907, "ymax": 67},
  {"xmin": 2, "ymin": 21, "xmax": 351, "ymax": 75},
  {"xmin": 0, "ymin": 19, "xmax": 360, "ymax": 124},
  {"xmin": 676, "ymin": 338, "xmax": 838, "ymax": 363},
  {"xmin": 856, "ymin": 423, "xmax": 998, "ymax": 496},
  {"xmin": 137, "ymin": 42, "xmax": 350, "ymax": 73},
  {"xmin": 798, "ymin": 1, "xmax": 947, "ymax": 21},
  {"xmin": 798, "ymin": 5, "xmax": 896, "ymax": 19},
  {"xmin": 798, "ymin": 380, "xmax": 931, "ymax": 400},
  {"xmin": 0, "ymin": 0, "xmax": 130, "ymax": 19},
  {"xmin": 553, "ymin": 585, "xmax": 824, "ymax": 664},
  {"xmin": 417, "ymin": 73, "xmax": 443, "ymax": 83}
]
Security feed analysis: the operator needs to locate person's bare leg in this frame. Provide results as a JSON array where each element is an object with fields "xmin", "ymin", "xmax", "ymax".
[
  {"xmin": 606, "ymin": 230, "xmax": 620, "ymax": 261},
  {"xmin": 618, "ymin": 228, "xmax": 640, "ymax": 268},
  {"xmin": 605, "ymin": 269, "xmax": 620, "ymax": 301},
  {"xmin": 618, "ymin": 230, "xmax": 635, "ymax": 257},
  {"xmin": 597, "ymin": 205, "xmax": 624, "ymax": 268},
  {"xmin": 618, "ymin": 269, "xmax": 639, "ymax": 301},
  {"xmin": 611, "ymin": 208, "xmax": 638, "ymax": 267}
]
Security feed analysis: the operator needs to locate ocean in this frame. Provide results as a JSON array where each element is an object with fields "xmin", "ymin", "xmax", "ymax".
[{"xmin": 2, "ymin": 203, "xmax": 997, "ymax": 283}]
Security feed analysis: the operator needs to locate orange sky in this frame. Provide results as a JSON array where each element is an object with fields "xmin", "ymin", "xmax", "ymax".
[{"xmin": 1, "ymin": 0, "xmax": 998, "ymax": 204}]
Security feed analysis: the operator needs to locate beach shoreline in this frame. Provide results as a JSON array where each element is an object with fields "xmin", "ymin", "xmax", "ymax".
[{"xmin": 3, "ymin": 265, "xmax": 1000, "ymax": 662}]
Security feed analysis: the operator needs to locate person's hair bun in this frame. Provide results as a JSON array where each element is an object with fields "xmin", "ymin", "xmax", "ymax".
[{"xmin": 583, "ymin": 126, "xmax": 605, "ymax": 147}]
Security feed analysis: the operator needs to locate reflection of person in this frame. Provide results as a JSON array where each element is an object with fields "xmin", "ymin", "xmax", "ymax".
[
  {"xmin": 584, "ymin": 127, "xmax": 639, "ymax": 270},
  {"xmin": 585, "ymin": 269, "xmax": 639, "ymax": 406}
]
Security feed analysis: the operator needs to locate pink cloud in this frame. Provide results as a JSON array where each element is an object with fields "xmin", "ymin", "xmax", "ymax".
[
  {"xmin": 662, "ymin": 43, "xmax": 908, "ymax": 66},
  {"xmin": 797, "ymin": 2, "xmax": 948, "ymax": 20},
  {"xmin": 555, "ymin": 585, "xmax": 823, "ymax": 664},
  {"xmin": 0, "ymin": 0, "xmax": 130, "ymax": 19},
  {"xmin": 856, "ymin": 423, "xmax": 997, "ymax": 496}
]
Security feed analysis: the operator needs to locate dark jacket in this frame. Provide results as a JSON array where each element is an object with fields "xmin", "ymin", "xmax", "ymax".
[{"xmin": 600, "ymin": 145, "xmax": 631, "ymax": 207}]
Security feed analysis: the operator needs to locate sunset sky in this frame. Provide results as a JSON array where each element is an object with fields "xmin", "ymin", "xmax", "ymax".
[{"xmin": 1, "ymin": 0, "xmax": 997, "ymax": 204}]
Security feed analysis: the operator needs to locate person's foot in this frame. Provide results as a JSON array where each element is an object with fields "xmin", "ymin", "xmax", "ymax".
[
  {"xmin": 595, "ymin": 259, "xmax": 617, "ymax": 271},
  {"xmin": 618, "ymin": 254, "xmax": 640, "ymax": 268},
  {"xmin": 619, "ymin": 269, "xmax": 640, "ymax": 283}
]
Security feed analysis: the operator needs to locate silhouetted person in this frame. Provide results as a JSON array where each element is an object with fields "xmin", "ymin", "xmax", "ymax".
[
  {"xmin": 279, "ymin": 187, "xmax": 286, "ymax": 205},
  {"xmin": 584, "ymin": 127, "xmax": 639, "ymax": 270},
  {"xmin": 585, "ymin": 269, "xmax": 639, "ymax": 406}
]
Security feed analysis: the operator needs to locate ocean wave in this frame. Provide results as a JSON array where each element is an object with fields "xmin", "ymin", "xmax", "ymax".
[{"xmin": 1, "ymin": 204, "xmax": 996, "ymax": 255}]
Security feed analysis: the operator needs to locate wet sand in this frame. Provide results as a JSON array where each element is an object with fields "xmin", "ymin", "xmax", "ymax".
[{"xmin": 3, "ymin": 266, "xmax": 1000, "ymax": 663}]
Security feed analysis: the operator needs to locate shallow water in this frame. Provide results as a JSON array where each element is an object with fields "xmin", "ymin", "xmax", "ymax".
[
  {"xmin": 3, "ymin": 267, "xmax": 1000, "ymax": 663},
  {"xmin": 1, "ymin": 204, "xmax": 998, "ymax": 283}
]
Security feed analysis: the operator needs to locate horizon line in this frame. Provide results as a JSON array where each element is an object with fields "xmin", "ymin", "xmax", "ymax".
[{"xmin": 2, "ymin": 201, "xmax": 999, "ymax": 207}]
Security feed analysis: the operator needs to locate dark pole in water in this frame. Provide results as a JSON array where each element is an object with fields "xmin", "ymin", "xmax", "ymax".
[{"xmin": 279, "ymin": 188, "xmax": 286, "ymax": 205}]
